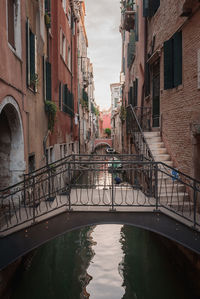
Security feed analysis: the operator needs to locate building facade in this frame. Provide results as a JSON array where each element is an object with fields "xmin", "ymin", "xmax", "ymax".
[
  {"xmin": 120, "ymin": 0, "xmax": 200, "ymax": 178},
  {"xmin": 110, "ymin": 83, "xmax": 122, "ymax": 153}
]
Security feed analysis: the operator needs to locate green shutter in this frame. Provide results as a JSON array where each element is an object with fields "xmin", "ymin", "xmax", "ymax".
[
  {"xmin": 135, "ymin": 6, "xmax": 139, "ymax": 41},
  {"xmin": 164, "ymin": 38, "xmax": 173, "ymax": 90},
  {"xmin": 143, "ymin": 0, "xmax": 149, "ymax": 17},
  {"xmin": 173, "ymin": 31, "xmax": 182, "ymax": 87},
  {"xmin": 30, "ymin": 31, "xmax": 35, "ymax": 81},
  {"xmin": 46, "ymin": 61, "xmax": 52, "ymax": 100},
  {"xmin": 127, "ymin": 30, "xmax": 135, "ymax": 68},
  {"xmin": 26, "ymin": 19, "xmax": 30, "ymax": 86},
  {"xmin": 145, "ymin": 62, "xmax": 150, "ymax": 96},
  {"xmin": 45, "ymin": 0, "xmax": 51, "ymax": 13},
  {"xmin": 59, "ymin": 83, "xmax": 62, "ymax": 110}
]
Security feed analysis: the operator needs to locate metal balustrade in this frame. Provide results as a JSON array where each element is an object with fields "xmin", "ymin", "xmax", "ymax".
[{"xmin": 0, "ymin": 154, "xmax": 200, "ymax": 235}]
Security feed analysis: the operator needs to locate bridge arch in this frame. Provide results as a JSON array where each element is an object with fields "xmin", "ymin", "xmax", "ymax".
[
  {"xmin": 1, "ymin": 210, "xmax": 200, "ymax": 270},
  {"xmin": 0, "ymin": 96, "xmax": 26, "ymax": 188},
  {"xmin": 94, "ymin": 142, "xmax": 112, "ymax": 150}
]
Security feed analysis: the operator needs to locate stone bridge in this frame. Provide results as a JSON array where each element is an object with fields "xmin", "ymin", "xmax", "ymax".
[
  {"xmin": 0, "ymin": 154, "xmax": 200, "ymax": 270},
  {"xmin": 94, "ymin": 138, "xmax": 112, "ymax": 150}
]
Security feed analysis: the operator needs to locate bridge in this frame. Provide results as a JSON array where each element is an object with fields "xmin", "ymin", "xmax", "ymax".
[
  {"xmin": 93, "ymin": 138, "xmax": 112, "ymax": 150},
  {"xmin": 0, "ymin": 154, "xmax": 200, "ymax": 270}
]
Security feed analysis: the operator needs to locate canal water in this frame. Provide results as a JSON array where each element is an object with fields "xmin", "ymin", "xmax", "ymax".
[
  {"xmin": 10, "ymin": 224, "xmax": 195, "ymax": 299},
  {"xmin": 10, "ymin": 155, "xmax": 196, "ymax": 298}
]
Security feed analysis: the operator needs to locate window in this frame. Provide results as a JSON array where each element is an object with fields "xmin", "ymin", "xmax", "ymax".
[
  {"xmin": 114, "ymin": 98, "xmax": 118, "ymax": 108},
  {"xmin": 127, "ymin": 30, "xmax": 136, "ymax": 68},
  {"xmin": 67, "ymin": 44, "xmax": 71, "ymax": 70},
  {"xmin": 28, "ymin": 154, "xmax": 35, "ymax": 173},
  {"xmin": 62, "ymin": 84, "xmax": 74, "ymax": 116},
  {"xmin": 62, "ymin": 0, "xmax": 67, "ymax": 13},
  {"xmin": 128, "ymin": 79, "xmax": 138, "ymax": 107},
  {"xmin": 7, "ymin": 0, "xmax": 15, "ymax": 48},
  {"xmin": 68, "ymin": 7, "xmax": 71, "ymax": 27},
  {"xmin": 7, "ymin": 0, "xmax": 21, "ymax": 56},
  {"xmin": 26, "ymin": 19, "xmax": 38, "ymax": 92},
  {"xmin": 164, "ymin": 31, "xmax": 182, "ymax": 90},
  {"xmin": 60, "ymin": 29, "xmax": 66, "ymax": 62},
  {"xmin": 143, "ymin": 0, "xmax": 160, "ymax": 17}
]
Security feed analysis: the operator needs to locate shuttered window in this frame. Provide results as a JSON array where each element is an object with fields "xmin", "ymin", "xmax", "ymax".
[
  {"xmin": 164, "ymin": 31, "xmax": 182, "ymax": 90},
  {"xmin": 45, "ymin": 0, "xmax": 51, "ymax": 13},
  {"xmin": 46, "ymin": 61, "xmax": 52, "ymax": 100},
  {"xmin": 7, "ymin": 0, "xmax": 15, "ymax": 48},
  {"xmin": 129, "ymin": 79, "xmax": 138, "ymax": 107},
  {"xmin": 26, "ymin": 19, "xmax": 38, "ymax": 92},
  {"xmin": 135, "ymin": 6, "xmax": 139, "ymax": 42},
  {"xmin": 127, "ymin": 30, "xmax": 136, "ymax": 68},
  {"xmin": 63, "ymin": 84, "xmax": 74, "ymax": 116},
  {"xmin": 143, "ymin": 0, "xmax": 160, "ymax": 17}
]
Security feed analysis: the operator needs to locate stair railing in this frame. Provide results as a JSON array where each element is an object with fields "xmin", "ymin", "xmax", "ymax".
[{"xmin": 126, "ymin": 104, "xmax": 154, "ymax": 161}]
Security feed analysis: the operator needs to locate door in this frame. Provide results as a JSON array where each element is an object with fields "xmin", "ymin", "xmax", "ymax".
[{"xmin": 152, "ymin": 62, "xmax": 160, "ymax": 127}]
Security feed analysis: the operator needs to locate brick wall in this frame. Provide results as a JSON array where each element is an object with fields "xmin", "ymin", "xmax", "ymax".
[{"xmin": 147, "ymin": 0, "xmax": 200, "ymax": 177}]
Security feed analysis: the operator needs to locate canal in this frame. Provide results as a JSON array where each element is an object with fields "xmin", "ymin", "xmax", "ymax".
[{"xmin": 9, "ymin": 154, "xmax": 198, "ymax": 298}]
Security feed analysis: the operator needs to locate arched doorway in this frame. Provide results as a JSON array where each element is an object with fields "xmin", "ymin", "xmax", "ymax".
[{"xmin": 0, "ymin": 97, "xmax": 25, "ymax": 189}]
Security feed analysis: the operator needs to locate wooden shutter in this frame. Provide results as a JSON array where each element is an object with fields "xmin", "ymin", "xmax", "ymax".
[
  {"xmin": 143, "ymin": 0, "xmax": 149, "ymax": 17},
  {"xmin": 135, "ymin": 6, "xmax": 139, "ymax": 42},
  {"xmin": 30, "ymin": 30, "xmax": 35, "ymax": 81},
  {"xmin": 45, "ymin": 0, "xmax": 51, "ymax": 13},
  {"xmin": 164, "ymin": 38, "xmax": 173, "ymax": 90},
  {"xmin": 46, "ymin": 61, "xmax": 52, "ymax": 100},
  {"xmin": 173, "ymin": 31, "xmax": 182, "ymax": 87},
  {"xmin": 134, "ymin": 79, "xmax": 138, "ymax": 107},
  {"xmin": 7, "ymin": 0, "xmax": 15, "ymax": 48},
  {"xmin": 145, "ymin": 62, "xmax": 150, "ymax": 96},
  {"xmin": 26, "ymin": 19, "xmax": 30, "ymax": 86},
  {"xmin": 59, "ymin": 83, "xmax": 62, "ymax": 110}
]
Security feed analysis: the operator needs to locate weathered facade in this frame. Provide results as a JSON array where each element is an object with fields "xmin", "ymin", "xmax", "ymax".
[
  {"xmin": 77, "ymin": 1, "xmax": 98, "ymax": 153},
  {"xmin": 0, "ymin": 0, "xmax": 49, "ymax": 188},
  {"xmin": 110, "ymin": 83, "xmax": 122, "ymax": 153},
  {"xmin": 121, "ymin": 0, "xmax": 200, "ymax": 178}
]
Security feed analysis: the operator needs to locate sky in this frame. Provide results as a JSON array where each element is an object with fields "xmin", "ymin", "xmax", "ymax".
[{"xmin": 84, "ymin": 0, "xmax": 122, "ymax": 110}]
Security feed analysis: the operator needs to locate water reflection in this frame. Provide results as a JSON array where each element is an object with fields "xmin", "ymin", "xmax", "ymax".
[
  {"xmin": 11, "ymin": 224, "xmax": 195, "ymax": 299},
  {"xmin": 86, "ymin": 225, "xmax": 125, "ymax": 299}
]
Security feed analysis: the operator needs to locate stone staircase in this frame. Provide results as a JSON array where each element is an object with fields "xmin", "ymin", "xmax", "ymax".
[{"xmin": 143, "ymin": 131, "xmax": 191, "ymax": 211}]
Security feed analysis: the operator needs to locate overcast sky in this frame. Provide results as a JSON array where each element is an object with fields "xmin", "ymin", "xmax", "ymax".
[{"xmin": 85, "ymin": 0, "xmax": 122, "ymax": 110}]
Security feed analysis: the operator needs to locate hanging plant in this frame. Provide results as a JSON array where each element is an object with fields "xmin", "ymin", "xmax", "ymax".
[
  {"xmin": 45, "ymin": 101, "xmax": 57, "ymax": 132},
  {"xmin": 45, "ymin": 13, "xmax": 51, "ymax": 28},
  {"xmin": 120, "ymin": 105, "xmax": 127, "ymax": 122}
]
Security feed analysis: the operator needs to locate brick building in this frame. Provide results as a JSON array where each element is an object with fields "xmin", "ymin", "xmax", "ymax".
[
  {"xmin": 121, "ymin": 0, "xmax": 200, "ymax": 178},
  {"xmin": 0, "ymin": 0, "xmax": 49, "ymax": 188}
]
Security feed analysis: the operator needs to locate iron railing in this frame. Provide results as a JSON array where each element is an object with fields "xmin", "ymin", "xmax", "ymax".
[
  {"xmin": 126, "ymin": 105, "xmax": 154, "ymax": 161},
  {"xmin": 0, "ymin": 155, "xmax": 200, "ymax": 235}
]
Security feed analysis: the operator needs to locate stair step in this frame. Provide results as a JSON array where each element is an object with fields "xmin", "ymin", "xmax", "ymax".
[
  {"xmin": 145, "ymin": 137, "xmax": 162, "ymax": 143},
  {"xmin": 144, "ymin": 132, "xmax": 160, "ymax": 138},
  {"xmin": 149, "ymin": 142, "xmax": 165, "ymax": 149},
  {"xmin": 151, "ymin": 148, "xmax": 168, "ymax": 155},
  {"xmin": 158, "ymin": 184, "xmax": 186, "ymax": 193},
  {"xmin": 159, "ymin": 193, "xmax": 190, "ymax": 202},
  {"xmin": 154, "ymin": 154, "xmax": 171, "ymax": 162}
]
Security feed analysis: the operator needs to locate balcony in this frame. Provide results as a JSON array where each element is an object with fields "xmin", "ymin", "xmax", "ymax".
[{"xmin": 121, "ymin": 1, "xmax": 136, "ymax": 32}]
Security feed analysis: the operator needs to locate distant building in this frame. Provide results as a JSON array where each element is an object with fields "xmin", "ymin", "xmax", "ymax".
[{"xmin": 110, "ymin": 83, "xmax": 122, "ymax": 153}]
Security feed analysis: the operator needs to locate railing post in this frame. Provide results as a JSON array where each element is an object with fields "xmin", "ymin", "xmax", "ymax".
[
  {"xmin": 193, "ymin": 181, "xmax": 197, "ymax": 228},
  {"xmin": 32, "ymin": 176, "xmax": 36, "ymax": 224},
  {"xmin": 23, "ymin": 174, "xmax": 26, "ymax": 204},
  {"xmin": 155, "ymin": 163, "xmax": 159, "ymax": 211},
  {"xmin": 68, "ymin": 162, "xmax": 71, "ymax": 210},
  {"xmin": 111, "ymin": 163, "xmax": 114, "ymax": 211}
]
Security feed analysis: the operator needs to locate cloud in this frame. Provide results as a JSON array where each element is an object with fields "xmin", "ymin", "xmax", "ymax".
[{"xmin": 85, "ymin": 0, "xmax": 121, "ymax": 109}]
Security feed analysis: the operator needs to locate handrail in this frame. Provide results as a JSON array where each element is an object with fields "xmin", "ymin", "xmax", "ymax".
[
  {"xmin": 0, "ymin": 155, "xmax": 200, "ymax": 235},
  {"xmin": 126, "ymin": 104, "xmax": 154, "ymax": 161}
]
